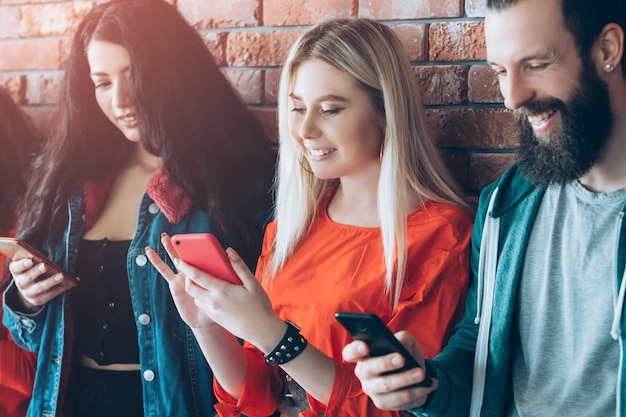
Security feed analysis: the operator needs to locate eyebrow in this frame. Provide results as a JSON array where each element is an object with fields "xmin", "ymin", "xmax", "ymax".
[
  {"xmin": 487, "ymin": 50, "xmax": 558, "ymax": 67},
  {"xmin": 289, "ymin": 93, "xmax": 349, "ymax": 103},
  {"xmin": 90, "ymin": 65, "xmax": 131, "ymax": 77}
]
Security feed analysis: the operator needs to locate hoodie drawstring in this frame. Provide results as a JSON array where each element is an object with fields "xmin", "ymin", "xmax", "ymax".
[{"xmin": 470, "ymin": 188, "xmax": 500, "ymax": 417}]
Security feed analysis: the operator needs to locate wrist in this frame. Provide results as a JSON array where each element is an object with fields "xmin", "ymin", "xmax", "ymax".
[
  {"xmin": 254, "ymin": 317, "xmax": 288, "ymax": 353},
  {"xmin": 263, "ymin": 320, "xmax": 308, "ymax": 366}
]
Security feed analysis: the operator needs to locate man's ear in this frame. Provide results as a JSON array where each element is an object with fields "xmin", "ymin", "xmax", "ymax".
[{"xmin": 593, "ymin": 23, "xmax": 624, "ymax": 75}]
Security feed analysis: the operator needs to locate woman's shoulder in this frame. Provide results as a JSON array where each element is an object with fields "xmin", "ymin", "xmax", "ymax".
[{"xmin": 409, "ymin": 200, "xmax": 474, "ymax": 226}]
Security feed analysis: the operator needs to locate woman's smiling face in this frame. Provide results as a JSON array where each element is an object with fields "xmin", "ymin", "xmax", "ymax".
[{"xmin": 289, "ymin": 59, "xmax": 383, "ymax": 181}]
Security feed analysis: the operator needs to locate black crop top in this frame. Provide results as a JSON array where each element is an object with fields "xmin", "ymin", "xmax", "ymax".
[{"xmin": 72, "ymin": 238, "xmax": 139, "ymax": 365}]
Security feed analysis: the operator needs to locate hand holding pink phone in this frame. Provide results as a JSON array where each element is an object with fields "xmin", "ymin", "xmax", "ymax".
[{"xmin": 170, "ymin": 233, "xmax": 242, "ymax": 285}]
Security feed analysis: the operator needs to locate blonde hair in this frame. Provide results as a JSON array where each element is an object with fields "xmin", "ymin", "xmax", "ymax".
[{"xmin": 268, "ymin": 18, "xmax": 471, "ymax": 308}]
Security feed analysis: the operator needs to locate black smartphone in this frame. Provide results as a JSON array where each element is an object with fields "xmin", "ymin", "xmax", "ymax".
[
  {"xmin": 0, "ymin": 237, "xmax": 79, "ymax": 286},
  {"xmin": 335, "ymin": 311, "xmax": 432, "ymax": 387}
]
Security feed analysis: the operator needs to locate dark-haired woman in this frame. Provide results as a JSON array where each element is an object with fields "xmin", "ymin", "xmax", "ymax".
[
  {"xmin": 0, "ymin": 88, "xmax": 39, "ymax": 417},
  {"xmin": 2, "ymin": 1, "xmax": 275, "ymax": 416}
]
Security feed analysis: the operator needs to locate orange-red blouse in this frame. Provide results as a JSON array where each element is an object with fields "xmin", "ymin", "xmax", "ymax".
[
  {"xmin": 214, "ymin": 199, "xmax": 473, "ymax": 417},
  {"xmin": 0, "ymin": 242, "xmax": 38, "ymax": 417}
]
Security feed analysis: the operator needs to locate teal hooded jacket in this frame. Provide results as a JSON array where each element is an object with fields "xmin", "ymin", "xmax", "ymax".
[{"xmin": 410, "ymin": 164, "xmax": 626, "ymax": 416}]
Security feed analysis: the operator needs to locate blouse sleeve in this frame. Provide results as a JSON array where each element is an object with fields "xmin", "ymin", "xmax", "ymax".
[{"xmin": 213, "ymin": 344, "xmax": 283, "ymax": 417}]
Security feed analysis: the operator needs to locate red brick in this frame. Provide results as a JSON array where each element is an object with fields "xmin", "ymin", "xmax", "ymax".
[
  {"xmin": 226, "ymin": 29, "xmax": 303, "ymax": 67},
  {"xmin": 440, "ymin": 152, "xmax": 469, "ymax": 192},
  {"xmin": 264, "ymin": 68, "xmax": 281, "ymax": 105},
  {"xmin": 426, "ymin": 108, "xmax": 520, "ymax": 149},
  {"xmin": 429, "ymin": 21, "xmax": 485, "ymax": 61},
  {"xmin": 359, "ymin": 0, "xmax": 462, "ymax": 19},
  {"xmin": 177, "ymin": 0, "xmax": 260, "ymax": 29},
  {"xmin": 391, "ymin": 24, "xmax": 428, "ymax": 62},
  {"xmin": 25, "ymin": 72, "xmax": 62, "ymax": 105},
  {"xmin": 0, "ymin": 7, "xmax": 20, "ymax": 39},
  {"xmin": 468, "ymin": 65, "xmax": 502, "ymax": 103},
  {"xmin": 0, "ymin": 74, "xmax": 26, "ymax": 103},
  {"xmin": 264, "ymin": 0, "xmax": 356, "ymax": 26},
  {"xmin": 20, "ymin": 2, "xmax": 95, "ymax": 37},
  {"xmin": 59, "ymin": 37, "xmax": 73, "ymax": 69},
  {"xmin": 250, "ymin": 107, "xmax": 278, "ymax": 142},
  {"xmin": 466, "ymin": 0, "xmax": 487, "ymax": 17},
  {"xmin": 200, "ymin": 32, "xmax": 227, "ymax": 67},
  {"xmin": 0, "ymin": 0, "xmax": 61, "ymax": 4},
  {"xmin": 414, "ymin": 65, "xmax": 468, "ymax": 105},
  {"xmin": 469, "ymin": 153, "xmax": 517, "ymax": 191},
  {"xmin": 0, "ymin": 38, "xmax": 63, "ymax": 71},
  {"xmin": 224, "ymin": 69, "xmax": 263, "ymax": 105}
]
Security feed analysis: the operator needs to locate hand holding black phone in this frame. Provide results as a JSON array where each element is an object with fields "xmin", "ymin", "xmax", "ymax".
[
  {"xmin": 335, "ymin": 311, "xmax": 432, "ymax": 388},
  {"xmin": 0, "ymin": 237, "xmax": 79, "ymax": 286}
]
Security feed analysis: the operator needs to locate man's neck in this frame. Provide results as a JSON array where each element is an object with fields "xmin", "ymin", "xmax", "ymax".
[{"xmin": 579, "ymin": 74, "xmax": 626, "ymax": 193}]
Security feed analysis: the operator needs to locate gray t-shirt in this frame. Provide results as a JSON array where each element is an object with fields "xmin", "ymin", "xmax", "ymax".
[{"xmin": 509, "ymin": 180, "xmax": 626, "ymax": 417}]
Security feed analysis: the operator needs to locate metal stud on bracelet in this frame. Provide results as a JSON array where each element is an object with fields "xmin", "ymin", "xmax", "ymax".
[{"xmin": 264, "ymin": 320, "xmax": 307, "ymax": 366}]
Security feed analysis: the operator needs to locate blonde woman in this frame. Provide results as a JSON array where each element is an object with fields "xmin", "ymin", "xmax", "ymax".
[{"xmin": 148, "ymin": 17, "xmax": 473, "ymax": 417}]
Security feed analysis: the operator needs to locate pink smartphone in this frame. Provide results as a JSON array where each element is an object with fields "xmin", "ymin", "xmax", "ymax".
[
  {"xmin": 170, "ymin": 233, "xmax": 242, "ymax": 285},
  {"xmin": 0, "ymin": 237, "xmax": 79, "ymax": 286}
]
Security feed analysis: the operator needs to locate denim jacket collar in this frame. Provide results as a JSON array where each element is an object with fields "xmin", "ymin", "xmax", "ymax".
[{"xmin": 80, "ymin": 167, "xmax": 193, "ymax": 229}]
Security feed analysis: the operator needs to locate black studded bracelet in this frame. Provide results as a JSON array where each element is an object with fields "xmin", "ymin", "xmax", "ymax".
[{"xmin": 264, "ymin": 320, "xmax": 308, "ymax": 366}]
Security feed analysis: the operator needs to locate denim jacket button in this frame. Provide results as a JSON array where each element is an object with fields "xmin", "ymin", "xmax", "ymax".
[
  {"xmin": 148, "ymin": 203, "xmax": 160, "ymax": 214},
  {"xmin": 138, "ymin": 314, "xmax": 151, "ymax": 325},
  {"xmin": 20, "ymin": 318, "xmax": 35, "ymax": 329},
  {"xmin": 135, "ymin": 254, "xmax": 148, "ymax": 267},
  {"xmin": 143, "ymin": 369, "xmax": 155, "ymax": 381}
]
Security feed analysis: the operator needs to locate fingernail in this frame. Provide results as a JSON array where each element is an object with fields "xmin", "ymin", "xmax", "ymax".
[
  {"xmin": 23, "ymin": 258, "xmax": 33, "ymax": 267},
  {"xmin": 391, "ymin": 354, "xmax": 402, "ymax": 366},
  {"xmin": 54, "ymin": 274, "xmax": 63, "ymax": 282},
  {"xmin": 226, "ymin": 248, "xmax": 240, "ymax": 261},
  {"xmin": 356, "ymin": 343, "xmax": 366, "ymax": 354},
  {"xmin": 173, "ymin": 258, "xmax": 180, "ymax": 266},
  {"xmin": 161, "ymin": 232, "xmax": 167, "ymax": 238},
  {"xmin": 38, "ymin": 263, "xmax": 46, "ymax": 272}
]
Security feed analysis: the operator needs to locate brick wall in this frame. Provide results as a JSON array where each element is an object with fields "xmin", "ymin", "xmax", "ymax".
[{"xmin": 0, "ymin": 0, "xmax": 518, "ymax": 199}]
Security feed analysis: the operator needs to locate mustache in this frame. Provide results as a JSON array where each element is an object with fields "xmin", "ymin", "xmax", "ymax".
[{"xmin": 513, "ymin": 97, "xmax": 565, "ymax": 119}]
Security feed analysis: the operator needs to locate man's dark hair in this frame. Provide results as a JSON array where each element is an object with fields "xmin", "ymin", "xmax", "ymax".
[{"xmin": 488, "ymin": 0, "xmax": 626, "ymax": 77}]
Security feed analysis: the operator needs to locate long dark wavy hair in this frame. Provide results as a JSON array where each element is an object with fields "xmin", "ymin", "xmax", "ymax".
[
  {"xmin": 17, "ymin": 0, "xmax": 276, "ymax": 257},
  {"xmin": 0, "ymin": 88, "xmax": 39, "ymax": 236},
  {"xmin": 0, "ymin": 88, "xmax": 40, "ymax": 287}
]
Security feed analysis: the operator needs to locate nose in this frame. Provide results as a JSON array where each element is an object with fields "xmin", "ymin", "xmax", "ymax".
[
  {"xmin": 297, "ymin": 110, "xmax": 321, "ymax": 140},
  {"xmin": 112, "ymin": 78, "xmax": 132, "ymax": 109},
  {"xmin": 500, "ymin": 71, "xmax": 535, "ymax": 110}
]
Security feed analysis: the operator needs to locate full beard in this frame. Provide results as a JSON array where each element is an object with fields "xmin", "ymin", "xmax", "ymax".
[{"xmin": 515, "ymin": 59, "xmax": 614, "ymax": 186}]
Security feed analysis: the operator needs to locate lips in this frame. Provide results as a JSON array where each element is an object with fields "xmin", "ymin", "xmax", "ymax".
[
  {"xmin": 527, "ymin": 109, "xmax": 556, "ymax": 127},
  {"xmin": 117, "ymin": 113, "xmax": 138, "ymax": 128},
  {"xmin": 527, "ymin": 109, "xmax": 560, "ymax": 134},
  {"xmin": 307, "ymin": 147, "xmax": 335, "ymax": 157}
]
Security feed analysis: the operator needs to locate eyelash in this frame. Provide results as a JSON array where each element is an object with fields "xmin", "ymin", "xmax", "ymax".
[
  {"xmin": 290, "ymin": 107, "xmax": 344, "ymax": 116},
  {"xmin": 94, "ymin": 81, "xmax": 110, "ymax": 89}
]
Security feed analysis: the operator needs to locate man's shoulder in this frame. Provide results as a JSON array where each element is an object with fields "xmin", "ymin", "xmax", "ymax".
[{"xmin": 477, "ymin": 164, "xmax": 543, "ymax": 218}]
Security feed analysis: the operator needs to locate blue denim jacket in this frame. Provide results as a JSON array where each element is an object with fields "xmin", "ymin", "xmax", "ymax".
[{"xmin": 3, "ymin": 176, "xmax": 267, "ymax": 417}]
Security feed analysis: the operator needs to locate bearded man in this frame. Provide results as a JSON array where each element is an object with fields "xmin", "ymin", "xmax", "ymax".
[{"xmin": 342, "ymin": 0, "xmax": 626, "ymax": 415}]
